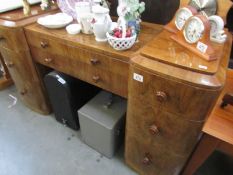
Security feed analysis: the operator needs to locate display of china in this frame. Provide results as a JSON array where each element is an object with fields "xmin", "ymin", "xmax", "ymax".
[
  {"xmin": 75, "ymin": 1, "xmax": 91, "ymax": 23},
  {"xmin": 92, "ymin": 5, "xmax": 112, "ymax": 42},
  {"xmin": 80, "ymin": 12, "xmax": 94, "ymax": 34}
]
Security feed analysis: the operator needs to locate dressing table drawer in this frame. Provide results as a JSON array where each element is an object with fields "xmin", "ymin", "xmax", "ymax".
[
  {"xmin": 31, "ymin": 47, "xmax": 129, "ymax": 97},
  {"xmin": 129, "ymin": 66, "xmax": 217, "ymax": 121},
  {"xmin": 0, "ymin": 27, "xmax": 28, "ymax": 51},
  {"xmin": 26, "ymin": 32, "xmax": 109, "ymax": 68},
  {"xmin": 127, "ymin": 96, "xmax": 203, "ymax": 156},
  {"xmin": 125, "ymin": 136, "xmax": 186, "ymax": 175},
  {"xmin": 0, "ymin": 47, "xmax": 50, "ymax": 114}
]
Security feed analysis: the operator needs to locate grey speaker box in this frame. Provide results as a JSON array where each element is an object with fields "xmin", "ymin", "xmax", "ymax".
[{"xmin": 78, "ymin": 91, "xmax": 127, "ymax": 158}]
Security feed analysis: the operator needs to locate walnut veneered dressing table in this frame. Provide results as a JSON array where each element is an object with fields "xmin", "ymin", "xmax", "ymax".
[
  {"xmin": 0, "ymin": 5, "xmax": 58, "ymax": 114},
  {"xmin": 0, "ymin": 1, "xmax": 233, "ymax": 175}
]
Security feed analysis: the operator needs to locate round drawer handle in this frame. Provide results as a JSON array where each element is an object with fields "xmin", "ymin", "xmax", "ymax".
[
  {"xmin": 0, "ymin": 36, "xmax": 5, "ymax": 40},
  {"xmin": 90, "ymin": 58, "xmax": 99, "ymax": 65},
  {"xmin": 40, "ymin": 41, "xmax": 48, "ymax": 48},
  {"xmin": 7, "ymin": 61, "xmax": 14, "ymax": 68},
  {"xmin": 156, "ymin": 91, "xmax": 167, "ymax": 102},
  {"xmin": 142, "ymin": 153, "xmax": 152, "ymax": 165},
  {"xmin": 149, "ymin": 124, "xmax": 159, "ymax": 135},
  {"xmin": 20, "ymin": 89, "xmax": 27, "ymax": 96},
  {"xmin": 92, "ymin": 75, "xmax": 100, "ymax": 83},
  {"xmin": 44, "ymin": 58, "xmax": 53, "ymax": 63}
]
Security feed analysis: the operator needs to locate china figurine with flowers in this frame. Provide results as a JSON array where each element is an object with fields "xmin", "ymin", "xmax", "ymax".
[
  {"xmin": 117, "ymin": 0, "xmax": 145, "ymax": 35},
  {"xmin": 106, "ymin": 0, "xmax": 145, "ymax": 50}
]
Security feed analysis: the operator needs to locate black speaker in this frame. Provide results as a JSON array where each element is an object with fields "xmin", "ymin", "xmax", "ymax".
[{"xmin": 44, "ymin": 71, "xmax": 100, "ymax": 130}]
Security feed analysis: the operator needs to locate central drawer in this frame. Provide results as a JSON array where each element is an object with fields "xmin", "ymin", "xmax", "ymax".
[{"xmin": 30, "ymin": 46, "xmax": 128, "ymax": 97}]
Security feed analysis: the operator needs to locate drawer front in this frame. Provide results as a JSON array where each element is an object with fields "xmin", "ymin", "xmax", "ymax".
[
  {"xmin": 26, "ymin": 31, "xmax": 109, "ymax": 67},
  {"xmin": 126, "ymin": 96, "xmax": 203, "ymax": 156},
  {"xmin": 30, "ymin": 46, "xmax": 129, "ymax": 98},
  {"xmin": 129, "ymin": 66, "xmax": 218, "ymax": 121},
  {"xmin": 125, "ymin": 136, "xmax": 186, "ymax": 175},
  {"xmin": 0, "ymin": 27, "xmax": 28, "ymax": 51},
  {"xmin": 26, "ymin": 30, "xmax": 129, "ymax": 97},
  {"xmin": 0, "ymin": 47, "xmax": 50, "ymax": 114}
]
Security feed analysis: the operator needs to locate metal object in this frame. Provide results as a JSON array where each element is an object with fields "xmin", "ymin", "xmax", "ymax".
[{"xmin": 189, "ymin": 0, "xmax": 217, "ymax": 17}]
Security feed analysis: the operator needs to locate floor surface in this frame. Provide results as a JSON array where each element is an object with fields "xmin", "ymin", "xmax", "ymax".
[{"xmin": 0, "ymin": 86, "xmax": 136, "ymax": 175}]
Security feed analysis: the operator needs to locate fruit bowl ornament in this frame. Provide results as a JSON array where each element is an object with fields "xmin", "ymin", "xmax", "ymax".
[{"xmin": 106, "ymin": 17, "xmax": 137, "ymax": 50}]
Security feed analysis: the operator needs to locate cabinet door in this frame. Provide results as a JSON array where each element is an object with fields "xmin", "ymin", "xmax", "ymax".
[{"xmin": 0, "ymin": 47, "xmax": 50, "ymax": 114}]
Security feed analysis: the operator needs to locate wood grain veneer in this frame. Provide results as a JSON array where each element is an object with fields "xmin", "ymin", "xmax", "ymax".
[{"xmin": 0, "ymin": 4, "xmax": 58, "ymax": 114}]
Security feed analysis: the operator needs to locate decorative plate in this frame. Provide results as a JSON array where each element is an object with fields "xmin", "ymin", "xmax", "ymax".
[
  {"xmin": 37, "ymin": 13, "xmax": 73, "ymax": 29},
  {"xmin": 57, "ymin": 0, "xmax": 90, "ymax": 19}
]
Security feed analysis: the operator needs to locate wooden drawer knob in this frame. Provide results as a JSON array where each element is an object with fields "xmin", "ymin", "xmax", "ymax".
[
  {"xmin": 0, "ymin": 36, "xmax": 5, "ymax": 40},
  {"xmin": 40, "ymin": 41, "xmax": 48, "ymax": 48},
  {"xmin": 92, "ymin": 75, "xmax": 100, "ymax": 83},
  {"xmin": 90, "ymin": 58, "xmax": 99, "ymax": 65},
  {"xmin": 142, "ymin": 153, "xmax": 152, "ymax": 165},
  {"xmin": 149, "ymin": 124, "xmax": 159, "ymax": 135},
  {"xmin": 7, "ymin": 61, "xmax": 14, "ymax": 68},
  {"xmin": 44, "ymin": 58, "xmax": 53, "ymax": 63},
  {"xmin": 156, "ymin": 91, "xmax": 167, "ymax": 102},
  {"xmin": 20, "ymin": 89, "xmax": 27, "ymax": 96}
]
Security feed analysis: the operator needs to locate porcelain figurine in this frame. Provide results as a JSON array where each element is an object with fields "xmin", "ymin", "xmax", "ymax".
[
  {"xmin": 92, "ymin": 5, "xmax": 112, "ymax": 42},
  {"xmin": 22, "ymin": 0, "xmax": 31, "ymax": 16},
  {"xmin": 41, "ymin": 0, "xmax": 53, "ymax": 10},
  {"xmin": 117, "ymin": 0, "xmax": 145, "ymax": 34}
]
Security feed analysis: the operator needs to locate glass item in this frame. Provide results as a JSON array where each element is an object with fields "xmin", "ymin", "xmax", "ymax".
[
  {"xmin": 75, "ymin": 1, "xmax": 91, "ymax": 23},
  {"xmin": 57, "ymin": 0, "xmax": 89, "ymax": 18}
]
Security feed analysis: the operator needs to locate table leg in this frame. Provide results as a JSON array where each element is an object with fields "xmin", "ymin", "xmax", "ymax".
[{"xmin": 182, "ymin": 134, "xmax": 219, "ymax": 175}]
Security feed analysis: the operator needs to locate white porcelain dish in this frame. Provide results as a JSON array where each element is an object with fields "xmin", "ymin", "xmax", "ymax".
[
  {"xmin": 66, "ymin": 24, "xmax": 81, "ymax": 34},
  {"xmin": 37, "ymin": 13, "xmax": 73, "ymax": 29}
]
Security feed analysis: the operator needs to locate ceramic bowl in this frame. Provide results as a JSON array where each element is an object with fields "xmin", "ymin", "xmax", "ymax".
[{"xmin": 66, "ymin": 24, "xmax": 81, "ymax": 35}]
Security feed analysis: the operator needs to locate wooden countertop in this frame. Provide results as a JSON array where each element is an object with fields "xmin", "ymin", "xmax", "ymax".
[
  {"xmin": 24, "ymin": 22, "xmax": 163, "ymax": 62},
  {"xmin": 203, "ymin": 69, "xmax": 233, "ymax": 145}
]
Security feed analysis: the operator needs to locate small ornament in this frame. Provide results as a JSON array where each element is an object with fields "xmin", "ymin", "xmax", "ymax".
[
  {"xmin": 117, "ymin": 0, "xmax": 145, "ymax": 35},
  {"xmin": 22, "ymin": 0, "xmax": 31, "ymax": 16},
  {"xmin": 208, "ymin": 15, "xmax": 227, "ymax": 43},
  {"xmin": 41, "ymin": 0, "xmax": 53, "ymax": 10}
]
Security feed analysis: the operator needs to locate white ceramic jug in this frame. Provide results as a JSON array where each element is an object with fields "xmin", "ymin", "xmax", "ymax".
[{"xmin": 92, "ymin": 5, "xmax": 112, "ymax": 42}]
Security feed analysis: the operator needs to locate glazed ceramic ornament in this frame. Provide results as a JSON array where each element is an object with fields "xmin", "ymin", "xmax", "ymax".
[
  {"xmin": 41, "ymin": 0, "xmax": 53, "ymax": 10},
  {"xmin": 117, "ymin": 0, "xmax": 145, "ymax": 34},
  {"xmin": 22, "ymin": 0, "xmax": 31, "ymax": 15}
]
